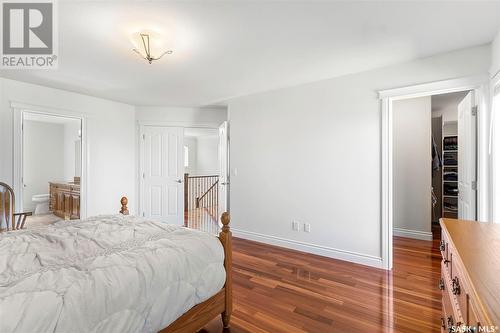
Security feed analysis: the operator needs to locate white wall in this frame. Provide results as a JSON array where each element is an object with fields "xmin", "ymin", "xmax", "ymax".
[
  {"xmin": 196, "ymin": 136, "xmax": 219, "ymax": 175},
  {"xmin": 227, "ymin": 45, "xmax": 491, "ymax": 267},
  {"xmin": 184, "ymin": 137, "xmax": 198, "ymax": 175},
  {"xmin": 393, "ymin": 97, "xmax": 432, "ymax": 240},
  {"xmin": 432, "ymin": 105, "xmax": 458, "ymax": 123},
  {"xmin": 184, "ymin": 134, "xmax": 219, "ymax": 176},
  {"xmin": 135, "ymin": 106, "xmax": 227, "ymax": 125},
  {"xmin": 23, "ymin": 120, "xmax": 65, "ymax": 211},
  {"xmin": 491, "ymin": 31, "xmax": 500, "ymax": 77},
  {"xmin": 63, "ymin": 120, "xmax": 81, "ymax": 182},
  {"xmin": 0, "ymin": 78, "xmax": 136, "ymax": 217}
]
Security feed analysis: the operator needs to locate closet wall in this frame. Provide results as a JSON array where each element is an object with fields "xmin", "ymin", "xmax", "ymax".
[{"xmin": 393, "ymin": 96, "xmax": 433, "ymax": 240}]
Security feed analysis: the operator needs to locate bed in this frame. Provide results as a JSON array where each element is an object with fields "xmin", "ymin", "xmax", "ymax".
[{"xmin": 0, "ymin": 197, "xmax": 232, "ymax": 333}]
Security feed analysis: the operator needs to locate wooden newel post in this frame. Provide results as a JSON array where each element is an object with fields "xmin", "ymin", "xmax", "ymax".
[
  {"xmin": 120, "ymin": 197, "xmax": 129, "ymax": 215},
  {"xmin": 219, "ymin": 212, "xmax": 232, "ymax": 328}
]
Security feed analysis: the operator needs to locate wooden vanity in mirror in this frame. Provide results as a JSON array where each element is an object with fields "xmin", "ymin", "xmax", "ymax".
[{"xmin": 49, "ymin": 180, "xmax": 80, "ymax": 219}]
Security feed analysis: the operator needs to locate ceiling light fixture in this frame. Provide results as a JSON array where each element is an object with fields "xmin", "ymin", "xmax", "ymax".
[{"xmin": 132, "ymin": 32, "xmax": 172, "ymax": 64}]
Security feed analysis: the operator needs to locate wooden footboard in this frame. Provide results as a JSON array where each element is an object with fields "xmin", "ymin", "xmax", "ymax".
[{"xmin": 119, "ymin": 198, "xmax": 232, "ymax": 332}]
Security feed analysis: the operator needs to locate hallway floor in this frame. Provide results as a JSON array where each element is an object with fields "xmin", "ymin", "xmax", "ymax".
[{"xmin": 185, "ymin": 207, "xmax": 219, "ymax": 235}]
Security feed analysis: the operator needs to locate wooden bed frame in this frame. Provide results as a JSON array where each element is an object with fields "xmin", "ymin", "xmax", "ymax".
[{"xmin": 119, "ymin": 197, "xmax": 232, "ymax": 333}]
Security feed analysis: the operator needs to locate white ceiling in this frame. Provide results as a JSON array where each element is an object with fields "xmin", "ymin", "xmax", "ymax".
[
  {"xmin": 432, "ymin": 91, "xmax": 469, "ymax": 112},
  {"xmin": 1, "ymin": 1, "xmax": 500, "ymax": 107}
]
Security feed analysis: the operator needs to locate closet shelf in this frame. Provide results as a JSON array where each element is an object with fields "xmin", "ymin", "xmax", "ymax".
[{"xmin": 438, "ymin": 121, "xmax": 459, "ymax": 219}]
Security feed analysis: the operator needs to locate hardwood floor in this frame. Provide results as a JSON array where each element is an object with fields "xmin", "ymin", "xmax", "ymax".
[{"xmin": 201, "ymin": 229, "xmax": 442, "ymax": 333}]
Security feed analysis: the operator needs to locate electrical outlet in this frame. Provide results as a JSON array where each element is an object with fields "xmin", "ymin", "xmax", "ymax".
[
  {"xmin": 292, "ymin": 221, "xmax": 300, "ymax": 231},
  {"xmin": 304, "ymin": 223, "xmax": 311, "ymax": 233}
]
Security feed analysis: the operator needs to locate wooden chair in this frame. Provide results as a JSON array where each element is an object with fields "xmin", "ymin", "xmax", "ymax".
[{"xmin": 0, "ymin": 182, "xmax": 32, "ymax": 231}]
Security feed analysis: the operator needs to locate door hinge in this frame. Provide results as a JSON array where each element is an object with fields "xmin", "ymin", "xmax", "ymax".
[
  {"xmin": 142, "ymin": 172, "xmax": 145, "ymax": 179},
  {"xmin": 142, "ymin": 212, "xmax": 145, "ymax": 217},
  {"xmin": 142, "ymin": 134, "xmax": 146, "ymax": 140},
  {"xmin": 472, "ymin": 181, "xmax": 477, "ymax": 191},
  {"xmin": 471, "ymin": 106, "xmax": 478, "ymax": 116}
]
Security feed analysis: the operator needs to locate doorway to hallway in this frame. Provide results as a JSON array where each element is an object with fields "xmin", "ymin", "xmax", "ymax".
[
  {"xmin": 139, "ymin": 122, "xmax": 229, "ymax": 233},
  {"xmin": 183, "ymin": 127, "xmax": 220, "ymax": 233}
]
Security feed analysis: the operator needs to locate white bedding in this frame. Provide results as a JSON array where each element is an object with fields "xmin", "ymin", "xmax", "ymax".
[{"xmin": 0, "ymin": 215, "xmax": 226, "ymax": 333}]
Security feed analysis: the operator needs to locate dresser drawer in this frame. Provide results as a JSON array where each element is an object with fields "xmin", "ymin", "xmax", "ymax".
[
  {"xmin": 450, "ymin": 254, "xmax": 468, "ymax": 322},
  {"xmin": 440, "ymin": 230, "xmax": 452, "ymax": 274},
  {"xmin": 441, "ymin": 261, "xmax": 460, "ymax": 332}
]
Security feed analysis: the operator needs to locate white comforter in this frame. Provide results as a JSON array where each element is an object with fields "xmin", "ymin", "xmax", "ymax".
[{"xmin": 0, "ymin": 215, "xmax": 226, "ymax": 333}]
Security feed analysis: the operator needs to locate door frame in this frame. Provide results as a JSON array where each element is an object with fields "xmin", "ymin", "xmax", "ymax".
[
  {"xmin": 492, "ymin": 74, "xmax": 500, "ymax": 222},
  {"xmin": 137, "ymin": 121, "xmax": 230, "ymax": 223},
  {"xmin": 379, "ymin": 75, "xmax": 491, "ymax": 270},
  {"xmin": 12, "ymin": 102, "xmax": 88, "ymax": 218}
]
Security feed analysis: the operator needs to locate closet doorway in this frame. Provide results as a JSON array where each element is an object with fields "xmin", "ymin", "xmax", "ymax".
[
  {"xmin": 432, "ymin": 91, "xmax": 477, "ymax": 222},
  {"xmin": 392, "ymin": 90, "xmax": 477, "ymax": 240},
  {"xmin": 379, "ymin": 76, "xmax": 488, "ymax": 270}
]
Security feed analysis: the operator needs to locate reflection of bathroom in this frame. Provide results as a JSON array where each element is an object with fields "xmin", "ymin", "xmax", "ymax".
[{"xmin": 22, "ymin": 112, "xmax": 82, "ymax": 228}]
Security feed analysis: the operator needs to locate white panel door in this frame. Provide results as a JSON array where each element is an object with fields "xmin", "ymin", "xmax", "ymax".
[
  {"xmin": 218, "ymin": 121, "xmax": 229, "ymax": 218},
  {"xmin": 457, "ymin": 91, "xmax": 477, "ymax": 220},
  {"xmin": 141, "ymin": 126, "xmax": 184, "ymax": 225}
]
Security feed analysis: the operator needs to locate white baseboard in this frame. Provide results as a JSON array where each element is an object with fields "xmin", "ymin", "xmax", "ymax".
[
  {"xmin": 393, "ymin": 227, "xmax": 433, "ymax": 241},
  {"xmin": 232, "ymin": 228, "xmax": 384, "ymax": 269}
]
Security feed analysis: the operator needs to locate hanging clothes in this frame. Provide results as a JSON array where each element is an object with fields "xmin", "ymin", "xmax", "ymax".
[
  {"xmin": 432, "ymin": 136, "xmax": 442, "ymax": 171},
  {"xmin": 431, "ymin": 187, "xmax": 438, "ymax": 222}
]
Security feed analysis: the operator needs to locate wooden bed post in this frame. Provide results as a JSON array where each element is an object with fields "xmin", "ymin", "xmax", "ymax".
[
  {"xmin": 120, "ymin": 197, "xmax": 129, "ymax": 215},
  {"xmin": 219, "ymin": 212, "xmax": 232, "ymax": 328}
]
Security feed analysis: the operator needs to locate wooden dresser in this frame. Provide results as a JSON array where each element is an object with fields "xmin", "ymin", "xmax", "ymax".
[
  {"xmin": 49, "ymin": 182, "xmax": 80, "ymax": 219},
  {"xmin": 439, "ymin": 218, "xmax": 500, "ymax": 332}
]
